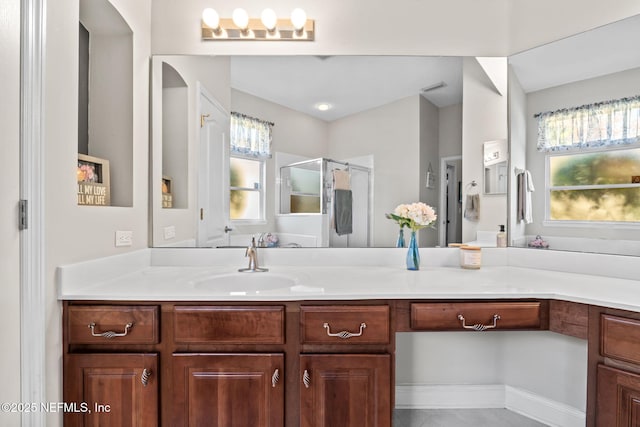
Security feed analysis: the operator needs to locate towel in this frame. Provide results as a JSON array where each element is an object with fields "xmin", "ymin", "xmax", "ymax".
[
  {"xmin": 333, "ymin": 169, "xmax": 351, "ymax": 190},
  {"xmin": 517, "ymin": 171, "xmax": 535, "ymax": 224},
  {"xmin": 333, "ymin": 189, "xmax": 353, "ymax": 235},
  {"xmin": 464, "ymin": 194, "xmax": 480, "ymax": 221}
]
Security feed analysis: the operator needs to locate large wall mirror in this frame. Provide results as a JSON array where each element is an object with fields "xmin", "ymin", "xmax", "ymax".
[
  {"xmin": 508, "ymin": 14, "xmax": 640, "ymax": 256},
  {"xmin": 150, "ymin": 55, "xmax": 508, "ymax": 248}
]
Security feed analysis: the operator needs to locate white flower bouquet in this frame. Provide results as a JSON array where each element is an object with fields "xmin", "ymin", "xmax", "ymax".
[{"xmin": 386, "ymin": 202, "xmax": 437, "ymax": 232}]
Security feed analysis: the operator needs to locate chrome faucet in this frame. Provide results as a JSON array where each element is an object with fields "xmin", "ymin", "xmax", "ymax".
[{"xmin": 238, "ymin": 237, "xmax": 268, "ymax": 272}]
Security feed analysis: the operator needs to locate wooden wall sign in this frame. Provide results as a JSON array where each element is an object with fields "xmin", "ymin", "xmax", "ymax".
[{"xmin": 77, "ymin": 154, "xmax": 111, "ymax": 206}]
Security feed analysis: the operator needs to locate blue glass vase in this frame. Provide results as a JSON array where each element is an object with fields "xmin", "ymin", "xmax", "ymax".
[
  {"xmin": 406, "ymin": 230, "xmax": 420, "ymax": 270},
  {"xmin": 396, "ymin": 228, "xmax": 405, "ymax": 248}
]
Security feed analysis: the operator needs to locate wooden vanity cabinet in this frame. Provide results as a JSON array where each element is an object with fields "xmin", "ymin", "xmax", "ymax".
[
  {"xmin": 589, "ymin": 306, "xmax": 640, "ymax": 427},
  {"xmin": 299, "ymin": 305, "xmax": 393, "ymax": 427},
  {"xmin": 63, "ymin": 304, "xmax": 160, "ymax": 427}
]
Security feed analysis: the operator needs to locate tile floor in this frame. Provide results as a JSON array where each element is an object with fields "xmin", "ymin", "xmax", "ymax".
[{"xmin": 393, "ymin": 408, "xmax": 548, "ymax": 426}]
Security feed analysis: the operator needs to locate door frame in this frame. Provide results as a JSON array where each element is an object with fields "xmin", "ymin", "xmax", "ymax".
[
  {"xmin": 439, "ymin": 155, "xmax": 462, "ymax": 247},
  {"xmin": 21, "ymin": 0, "xmax": 47, "ymax": 425}
]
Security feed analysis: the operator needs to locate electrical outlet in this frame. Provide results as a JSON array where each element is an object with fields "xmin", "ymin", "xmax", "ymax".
[
  {"xmin": 115, "ymin": 230, "xmax": 133, "ymax": 247},
  {"xmin": 164, "ymin": 225, "xmax": 176, "ymax": 240}
]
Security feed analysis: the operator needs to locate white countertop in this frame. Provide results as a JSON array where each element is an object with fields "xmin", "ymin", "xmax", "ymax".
[{"xmin": 57, "ymin": 247, "xmax": 640, "ymax": 312}]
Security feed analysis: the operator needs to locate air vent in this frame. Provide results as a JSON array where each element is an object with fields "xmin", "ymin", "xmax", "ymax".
[{"xmin": 421, "ymin": 81, "xmax": 447, "ymax": 93}]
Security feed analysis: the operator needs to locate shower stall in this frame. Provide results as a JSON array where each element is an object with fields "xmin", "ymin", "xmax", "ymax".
[{"xmin": 278, "ymin": 158, "xmax": 372, "ymax": 247}]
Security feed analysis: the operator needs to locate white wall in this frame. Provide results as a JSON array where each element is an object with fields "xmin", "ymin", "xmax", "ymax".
[
  {"xmin": 439, "ymin": 103, "xmax": 463, "ymax": 159},
  {"xmin": 0, "ymin": 0, "xmax": 22, "ymax": 425},
  {"xmin": 329, "ymin": 95, "xmax": 421, "ymax": 247},
  {"xmin": 461, "ymin": 57, "xmax": 508, "ymax": 242},
  {"xmin": 419, "ymin": 97, "xmax": 441, "ymax": 247},
  {"xmin": 150, "ymin": 0, "xmax": 640, "ymax": 57},
  {"xmin": 524, "ymin": 67, "xmax": 640, "ymax": 243},
  {"xmin": 44, "ymin": 1, "xmax": 152, "ymax": 425}
]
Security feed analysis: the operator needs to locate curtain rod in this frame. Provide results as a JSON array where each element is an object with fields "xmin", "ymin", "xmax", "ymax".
[{"xmin": 231, "ymin": 111, "xmax": 275, "ymax": 127}]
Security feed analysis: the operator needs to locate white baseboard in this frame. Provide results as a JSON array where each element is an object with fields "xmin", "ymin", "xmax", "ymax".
[
  {"xmin": 505, "ymin": 386, "xmax": 585, "ymax": 427},
  {"xmin": 396, "ymin": 384, "xmax": 585, "ymax": 427}
]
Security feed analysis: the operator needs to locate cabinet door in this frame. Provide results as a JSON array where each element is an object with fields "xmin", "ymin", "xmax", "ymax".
[
  {"xmin": 172, "ymin": 353, "xmax": 284, "ymax": 427},
  {"xmin": 64, "ymin": 353, "xmax": 158, "ymax": 427},
  {"xmin": 300, "ymin": 354, "xmax": 391, "ymax": 427},
  {"xmin": 597, "ymin": 364, "xmax": 640, "ymax": 426}
]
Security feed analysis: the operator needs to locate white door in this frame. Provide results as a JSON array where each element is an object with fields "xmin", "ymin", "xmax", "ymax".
[{"xmin": 197, "ymin": 84, "xmax": 229, "ymax": 247}]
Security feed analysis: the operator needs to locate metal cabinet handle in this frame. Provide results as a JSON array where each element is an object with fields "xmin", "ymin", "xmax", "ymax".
[
  {"xmin": 323, "ymin": 322, "xmax": 366, "ymax": 339},
  {"xmin": 88, "ymin": 322, "xmax": 133, "ymax": 338},
  {"xmin": 272, "ymin": 369, "xmax": 280, "ymax": 388},
  {"xmin": 141, "ymin": 368, "xmax": 151, "ymax": 387},
  {"xmin": 457, "ymin": 314, "xmax": 501, "ymax": 331},
  {"xmin": 303, "ymin": 370, "xmax": 311, "ymax": 388}
]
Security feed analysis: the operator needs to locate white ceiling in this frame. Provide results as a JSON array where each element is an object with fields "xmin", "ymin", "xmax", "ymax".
[
  {"xmin": 230, "ymin": 56, "xmax": 463, "ymax": 122},
  {"xmin": 509, "ymin": 14, "xmax": 640, "ymax": 93}
]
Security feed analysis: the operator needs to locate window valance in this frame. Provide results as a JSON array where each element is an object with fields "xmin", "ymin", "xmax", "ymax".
[
  {"xmin": 535, "ymin": 95, "xmax": 640, "ymax": 152},
  {"xmin": 230, "ymin": 112, "xmax": 273, "ymax": 158}
]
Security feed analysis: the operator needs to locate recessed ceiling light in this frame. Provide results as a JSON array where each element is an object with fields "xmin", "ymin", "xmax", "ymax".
[{"xmin": 316, "ymin": 103, "xmax": 332, "ymax": 111}]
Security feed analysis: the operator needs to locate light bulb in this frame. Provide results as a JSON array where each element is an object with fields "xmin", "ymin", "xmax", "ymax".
[
  {"xmin": 232, "ymin": 8, "xmax": 249, "ymax": 30},
  {"xmin": 316, "ymin": 103, "xmax": 332, "ymax": 111},
  {"xmin": 290, "ymin": 8, "xmax": 307, "ymax": 31},
  {"xmin": 261, "ymin": 8, "xmax": 278, "ymax": 31},
  {"xmin": 202, "ymin": 8, "xmax": 220, "ymax": 31}
]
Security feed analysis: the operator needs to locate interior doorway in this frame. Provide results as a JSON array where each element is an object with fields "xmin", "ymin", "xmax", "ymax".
[{"xmin": 439, "ymin": 156, "xmax": 462, "ymax": 247}]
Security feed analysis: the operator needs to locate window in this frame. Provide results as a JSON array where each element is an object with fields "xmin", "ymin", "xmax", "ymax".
[
  {"xmin": 229, "ymin": 156, "xmax": 265, "ymax": 221},
  {"xmin": 537, "ymin": 95, "xmax": 640, "ymax": 224},
  {"xmin": 547, "ymin": 147, "xmax": 640, "ymax": 222},
  {"xmin": 229, "ymin": 112, "xmax": 273, "ymax": 222}
]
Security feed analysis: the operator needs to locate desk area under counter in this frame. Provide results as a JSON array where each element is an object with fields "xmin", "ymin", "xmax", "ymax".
[{"xmin": 58, "ymin": 248, "xmax": 640, "ymax": 427}]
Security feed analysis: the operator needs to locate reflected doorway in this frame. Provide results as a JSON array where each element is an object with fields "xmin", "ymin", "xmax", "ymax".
[{"xmin": 439, "ymin": 156, "xmax": 462, "ymax": 247}]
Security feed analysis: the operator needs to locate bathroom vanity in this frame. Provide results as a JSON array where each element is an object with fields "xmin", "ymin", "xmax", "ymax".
[{"xmin": 58, "ymin": 248, "xmax": 640, "ymax": 426}]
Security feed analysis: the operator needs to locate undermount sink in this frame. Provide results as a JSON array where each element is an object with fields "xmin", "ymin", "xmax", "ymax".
[{"xmin": 190, "ymin": 272, "xmax": 298, "ymax": 293}]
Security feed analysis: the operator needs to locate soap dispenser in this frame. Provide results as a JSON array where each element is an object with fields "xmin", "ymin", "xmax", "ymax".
[{"xmin": 496, "ymin": 225, "xmax": 507, "ymax": 248}]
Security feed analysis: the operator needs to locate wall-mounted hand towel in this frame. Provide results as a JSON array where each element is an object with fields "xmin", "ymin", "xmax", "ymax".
[
  {"xmin": 333, "ymin": 169, "xmax": 351, "ymax": 190},
  {"xmin": 464, "ymin": 194, "xmax": 480, "ymax": 221},
  {"xmin": 334, "ymin": 189, "xmax": 353, "ymax": 235},
  {"xmin": 517, "ymin": 170, "xmax": 535, "ymax": 224}
]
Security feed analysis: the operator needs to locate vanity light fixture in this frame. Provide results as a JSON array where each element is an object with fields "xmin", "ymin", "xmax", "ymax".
[{"xmin": 201, "ymin": 7, "xmax": 315, "ymax": 41}]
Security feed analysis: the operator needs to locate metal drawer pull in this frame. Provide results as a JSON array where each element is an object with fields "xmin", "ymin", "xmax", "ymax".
[
  {"xmin": 272, "ymin": 369, "xmax": 280, "ymax": 388},
  {"xmin": 457, "ymin": 314, "xmax": 501, "ymax": 331},
  {"xmin": 88, "ymin": 322, "xmax": 133, "ymax": 338},
  {"xmin": 303, "ymin": 370, "xmax": 311, "ymax": 388},
  {"xmin": 141, "ymin": 368, "xmax": 151, "ymax": 387},
  {"xmin": 323, "ymin": 322, "xmax": 366, "ymax": 339}
]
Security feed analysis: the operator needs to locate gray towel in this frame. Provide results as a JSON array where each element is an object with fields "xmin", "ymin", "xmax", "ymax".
[
  {"xmin": 517, "ymin": 171, "xmax": 535, "ymax": 224},
  {"xmin": 464, "ymin": 194, "xmax": 480, "ymax": 221},
  {"xmin": 334, "ymin": 189, "xmax": 353, "ymax": 235}
]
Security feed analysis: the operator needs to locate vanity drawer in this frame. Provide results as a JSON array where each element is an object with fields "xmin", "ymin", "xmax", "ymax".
[
  {"xmin": 601, "ymin": 314, "xmax": 640, "ymax": 365},
  {"xmin": 67, "ymin": 305, "xmax": 159, "ymax": 345},
  {"xmin": 173, "ymin": 305, "xmax": 285, "ymax": 344},
  {"xmin": 411, "ymin": 302, "xmax": 542, "ymax": 331},
  {"xmin": 300, "ymin": 305, "xmax": 390, "ymax": 344}
]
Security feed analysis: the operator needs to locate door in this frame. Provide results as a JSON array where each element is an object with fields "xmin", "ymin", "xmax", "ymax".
[
  {"xmin": 197, "ymin": 83, "xmax": 229, "ymax": 247},
  {"xmin": 300, "ymin": 354, "xmax": 391, "ymax": 427},
  {"xmin": 64, "ymin": 353, "xmax": 158, "ymax": 427},
  {"xmin": 172, "ymin": 353, "xmax": 284, "ymax": 427},
  {"xmin": 597, "ymin": 364, "xmax": 640, "ymax": 426}
]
